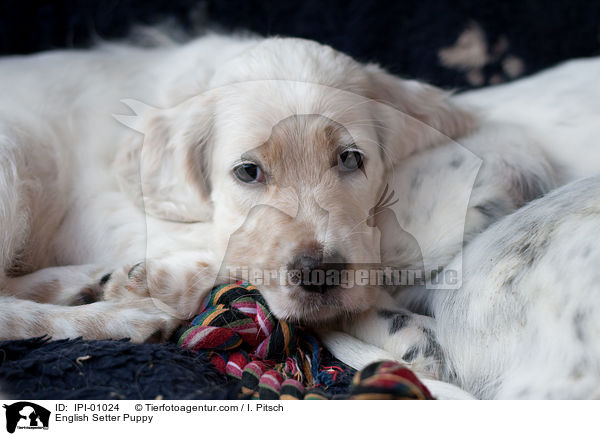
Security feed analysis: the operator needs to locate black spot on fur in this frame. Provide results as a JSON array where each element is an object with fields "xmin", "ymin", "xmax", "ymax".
[
  {"xmin": 450, "ymin": 156, "xmax": 464, "ymax": 168},
  {"xmin": 500, "ymin": 220, "xmax": 555, "ymax": 272},
  {"xmin": 573, "ymin": 310, "xmax": 586, "ymax": 342},
  {"xmin": 474, "ymin": 200, "xmax": 509, "ymax": 221},
  {"xmin": 581, "ymin": 245, "xmax": 592, "ymax": 258},
  {"xmin": 390, "ymin": 314, "xmax": 411, "ymax": 334},
  {"xmin": 569, "ymin": 361, "xmax": 587, "ymax": 381},
  {"xmin": 410, "ymin": 173, "xmax": 422, "ymax": 190},
  {"xmin": 377, "ymin": 309, "xmax": 412, "ymax": 334},
  {"xmin": 516, "ymin": 241, "xmax": 537, "ymax": 268},
  {"xmin": 502, "ymin": 273, "xmax": 517, "ymax": 289},
  {"xmin": 518, "ymin": 242, "xmax": 531, "ymax": 255},
  {"xmin": 402, "ymin": 346, "xmax": 419, "ymax": 362},
  {"xmin": 421, "ymin": 327, "xmax": 444, "ymax": 362},
  {"xmin": 521, "ymin": 238, "xmax": 550, "ymax": 268},
  {"xmin": 399, "ymin": 327, "xmax": 443, "ymax": 366},
  {"xmin": 377, "ymin": 309, "xmax": 398, "ymax": 319},
  {"xmin": 99, "ymin": 273, "xmax": 112, "ymax": 286}
]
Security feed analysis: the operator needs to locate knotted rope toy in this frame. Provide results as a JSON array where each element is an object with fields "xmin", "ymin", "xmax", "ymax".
[{"xmin": 176, "ymin": 282, "xmax": 432, "ymax": 399}]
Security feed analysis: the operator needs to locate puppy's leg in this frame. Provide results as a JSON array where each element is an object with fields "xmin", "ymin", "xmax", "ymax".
[
  {"xmin": 1, "ymin": 265, "xmax": 184, "ymax": 341},
  {"xmin": 0, "ymin": 296, "xmax": 180, "ymax": 341},
  {"xmin": 2, "ymin": 264, "xmax": 112, "ymax": 305},
  {"xmin": 0, "ymin": 124, "xmax": 180, "ymax": 342}
]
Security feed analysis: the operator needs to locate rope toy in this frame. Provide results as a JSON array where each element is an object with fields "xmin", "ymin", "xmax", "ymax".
[{"xmin": 176, "ymin": 282, "xmax": 432, "ymax": 399}]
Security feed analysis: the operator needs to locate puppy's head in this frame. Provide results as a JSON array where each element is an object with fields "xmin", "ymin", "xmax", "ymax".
[{"xmin": 118, "ymin": 37, "xmax": 474, "ymax": 323}]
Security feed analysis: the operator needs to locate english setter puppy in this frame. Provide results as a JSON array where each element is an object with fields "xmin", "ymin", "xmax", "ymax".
[{"xmin": 0, "ymin": 33, "xmax": 599, "ymax": 399}]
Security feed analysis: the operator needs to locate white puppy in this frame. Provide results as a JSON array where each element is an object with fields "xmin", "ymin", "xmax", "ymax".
[{"xmin": 0, "ymin": 33, "xmax": 474, "ymax": 340}]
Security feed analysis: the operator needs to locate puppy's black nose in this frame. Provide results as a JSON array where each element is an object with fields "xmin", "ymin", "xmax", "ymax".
[{"xmin": 288, "ymin": 251, "xmax": 348, "ymax": 294}]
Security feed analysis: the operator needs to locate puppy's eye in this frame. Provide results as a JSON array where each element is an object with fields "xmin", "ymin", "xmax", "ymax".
[
  {"xmin": 338, "ymin": 150, "xmax": 364, "ymax": 172},
  {"xmin": 233, "ymin": 162, "xmax": 266, "ymax": 184}
]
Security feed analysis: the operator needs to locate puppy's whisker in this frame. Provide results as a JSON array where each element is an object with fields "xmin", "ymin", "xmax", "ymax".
[
  {"xmin": 341, "ymin": 231, "xmax": 370, "ymax": 239},
  {"xmin": 343, "ymin": 208, "xmax": 388, "ymax": 235},
  {"xmin": 340, "ymin": 121, "xmax": 395, "ymax": 132},
  {"xmin": 335, "ymin": 98, "xmax": 377, "ymax": 116}
]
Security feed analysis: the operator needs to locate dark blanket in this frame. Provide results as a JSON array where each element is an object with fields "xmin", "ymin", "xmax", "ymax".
[
  {"xmin": 0, "ymin": 337, "xmax": 237, "ymax": 399},
  {"xmin": 0, "ymin": 337, "xmax": 356, "ymax": 399},
  {"xmin": 0, "ymin": 0, "xmax": 598, "ymax": 399}
]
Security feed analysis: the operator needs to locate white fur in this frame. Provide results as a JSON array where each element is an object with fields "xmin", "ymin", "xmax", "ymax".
[
  {"xmin": 325, "ymin": 58, "xmax": 600, "ymax": 399},
  {"xmin": 1, "ymin": 33, "xmax": 600, "ymax": 400}
]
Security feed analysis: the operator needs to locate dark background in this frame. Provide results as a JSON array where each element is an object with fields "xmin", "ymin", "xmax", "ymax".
[{"xmin": 0, "ymin": 0, "xmax": 599, "ymax": 89}]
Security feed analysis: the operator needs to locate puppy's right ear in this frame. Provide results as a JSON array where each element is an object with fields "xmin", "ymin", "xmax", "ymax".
[
  {"xmin": 114, "ymin": 96, "xmax": 214, "ymax": 222},
  {"xmin": 365, "ymin": 64, "xmax": 476, "ymax": 167}
]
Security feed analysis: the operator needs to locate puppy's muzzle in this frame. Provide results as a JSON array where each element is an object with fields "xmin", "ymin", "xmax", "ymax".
[{"xmin": 288, "ymin": 250, "xmax": 348, "ymax": 294}]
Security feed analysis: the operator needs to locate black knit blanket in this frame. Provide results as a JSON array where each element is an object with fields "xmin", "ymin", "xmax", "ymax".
[{"xmin": 0, "ymin": 337, "xmax": 355, "ymax": 399}]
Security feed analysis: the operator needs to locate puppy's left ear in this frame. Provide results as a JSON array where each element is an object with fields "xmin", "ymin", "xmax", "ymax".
[{"xmin": 365, "ymin": 65, "xmax": 476, "ymax": 166}]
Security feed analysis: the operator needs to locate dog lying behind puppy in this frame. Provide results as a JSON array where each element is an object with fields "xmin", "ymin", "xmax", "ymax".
[
  {"xmin": 0, "ymin": 33, "xmax": 599, "ymax": 398},
  {"xmin": 324, "ymin": 58, "xmax": 600, "ymax": 399}
]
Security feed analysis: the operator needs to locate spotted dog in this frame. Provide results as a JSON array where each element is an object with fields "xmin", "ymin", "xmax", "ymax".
[{"xmin": 325, "ymin": 59, "xmax": 600, "ymax": 399}]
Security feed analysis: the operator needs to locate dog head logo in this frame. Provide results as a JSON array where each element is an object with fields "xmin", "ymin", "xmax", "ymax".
[
  {"xmin": 115, "ymin": 80, "xmax": 481, "ymax": 322},
  {"xmin": 3, "ymin": 402, "xmax": 50, "ymax": 433}
]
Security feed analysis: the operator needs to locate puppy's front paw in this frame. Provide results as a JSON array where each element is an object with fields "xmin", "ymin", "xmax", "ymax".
[
  {"xmin": 99, "ymin": 261, "xmax": 152, "ymax": 301},
  {"xmin": 94, "ymin": 257, "xmax": 217, "ymax": 321}
]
